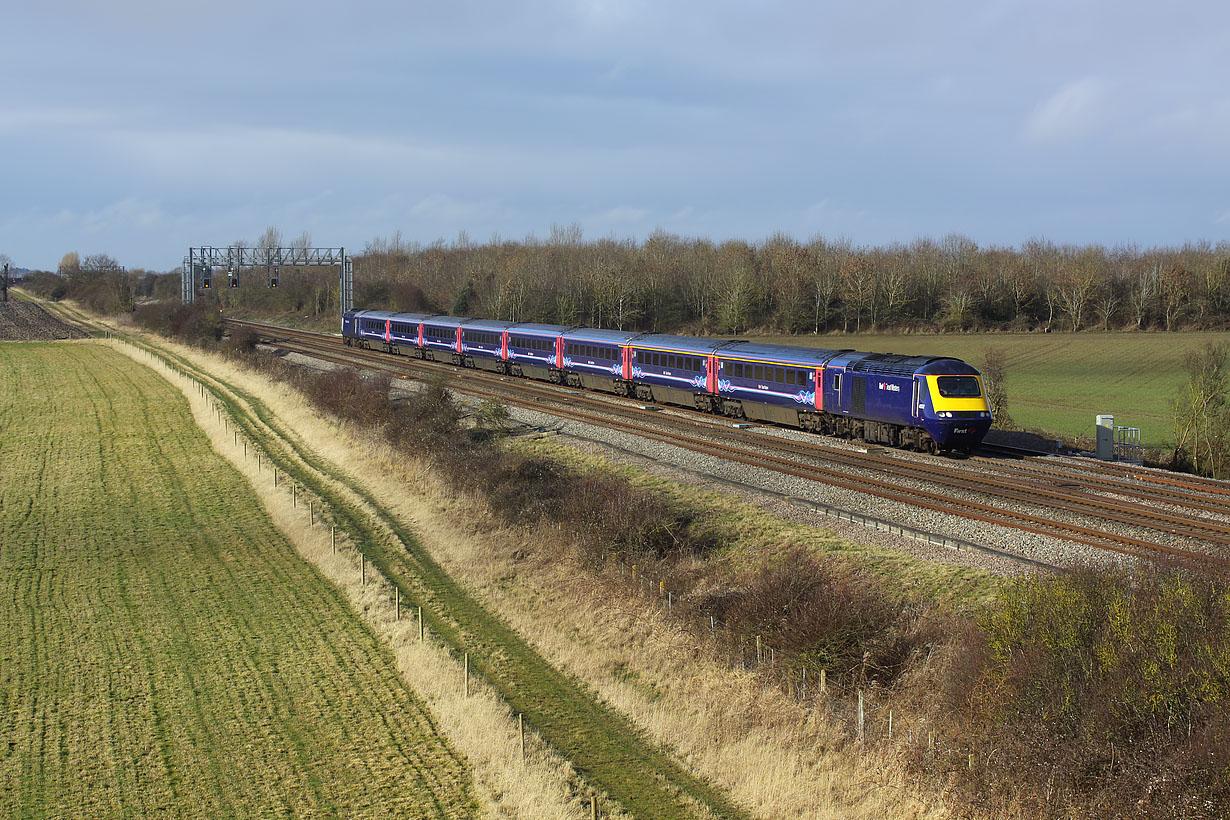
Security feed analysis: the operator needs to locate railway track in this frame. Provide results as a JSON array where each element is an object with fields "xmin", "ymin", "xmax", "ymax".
[{"xmin": 229, "ymin": 319, "xmax": 1230, "ymax": 569}]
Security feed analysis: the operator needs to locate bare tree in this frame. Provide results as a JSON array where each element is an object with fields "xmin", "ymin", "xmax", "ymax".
[
  {"xmin": 1171, "ymin": 342, "xmax": 1230, "ymax": 477},
  {"xmin": 257, "ymin": 226, "xmax": 282, "ymax": 251},
  {"xmin": 1053, "ymin": 248, "xmax": 1104, "ymax": 331},
  {"xmin": 1160, "ymin": 261, "xmax": 1192, "ymax": 331},
  {"xmin": 58, "ymin": 251, "xmax": 81, "ymax": 274},
  {"xmin": 981, "ymin": 348, "xmax": 1016, "ymax": 429}
]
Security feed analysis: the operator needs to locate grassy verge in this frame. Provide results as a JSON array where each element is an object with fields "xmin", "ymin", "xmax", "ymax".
[{"xmin": 0, "ymin": 342, "xmax": 475, "ymax": 819}]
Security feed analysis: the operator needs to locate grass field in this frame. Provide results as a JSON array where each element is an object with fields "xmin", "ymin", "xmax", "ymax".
[
  {"xmin": 757, "ymin": 330, "xmax": 1230, "ymax": 448},
  {"xmin": 0, "ymin": 342, "xmax": 476, "ymax": 819}
]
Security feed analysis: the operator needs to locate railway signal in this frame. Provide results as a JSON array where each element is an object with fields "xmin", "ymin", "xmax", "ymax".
[
  {"xmin": 228, "ymin": 264, "xmax": 238, "ymax": 288},
  {"xmin": 268, "ymin": 263, "xmax": 279, "ymax": 288},
  {"xmin": 202, "ymin": 266, "xmax": 212, "ymax": 288}
]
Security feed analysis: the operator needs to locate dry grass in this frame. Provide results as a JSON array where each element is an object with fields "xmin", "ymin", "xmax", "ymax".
[
  {"xmin": 100, "ymin": 334, "xmax": 979, "ymax": 820},
  {"xmin": 107, "ymin": 338, "xmax": 604, "ymax": 820}
]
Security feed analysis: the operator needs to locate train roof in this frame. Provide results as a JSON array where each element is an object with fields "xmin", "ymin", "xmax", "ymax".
[
  {"xmin": 462, "ymin": 319, "xmax": 521, "ymax": 332},
  {"xmin": 827, "ymin": 351, "xmax": 974, "ymax": 377},
  {"xmin": 350, "ymin": 309, "xmax": 399, "ymax": 320},
  {"xmin": 388, "ymin": 312, "xmax": 434, "ymax": 324},
  {"xmin": 506, "ymin": 322, "xmax": 574, "ymax": 336},
  {"xmin": 418, "ymin": 314, "xmax": 475, "ymax": 328},
  {"xmin": 914, "ymin": 357, "xmax": 980, "ymax": 376},
  {"xmin": 559, "ymin": 327, "xmax": 644, "ymax": 344},
  {"xmin": 630, "ymin": 333, "xmax": 743, "ymax": 355},
  {"xmin": 721, "ymin": 341, "xmax": 848, "ymax": 366}
]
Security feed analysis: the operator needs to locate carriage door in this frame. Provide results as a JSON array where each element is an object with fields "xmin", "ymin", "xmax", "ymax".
[{"xmin": 912, "ymin": 376, "xmax": 922, "ymax": 420}]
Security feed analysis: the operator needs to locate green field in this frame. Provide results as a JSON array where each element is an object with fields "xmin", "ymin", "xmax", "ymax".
[
  {"xmin": 756, "ymin": 331, "xmax": 1230, "ymax": 448},
  {"xmin": 0, "ymin": 342, "xmax": 475, "ymax": 819}
]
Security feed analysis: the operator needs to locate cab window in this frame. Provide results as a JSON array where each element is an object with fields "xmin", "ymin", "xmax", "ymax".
[{"xmin": 936, "ymin": 376, "xmax": 982, "ymax": 398}]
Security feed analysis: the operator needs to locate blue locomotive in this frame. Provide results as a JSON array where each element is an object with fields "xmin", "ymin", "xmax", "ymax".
[{"xmin": 341, "ymin": 309, "xmax": 993, "ymax": 453}]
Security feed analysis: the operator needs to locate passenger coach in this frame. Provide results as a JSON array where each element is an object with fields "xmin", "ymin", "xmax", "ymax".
[{"xmin": 341, "ymin": 309, "xmax": 992, "ymax": 453}]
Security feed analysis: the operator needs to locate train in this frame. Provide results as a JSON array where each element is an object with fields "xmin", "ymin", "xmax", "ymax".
[{"xmin": 341, "ymin": 309, "xmax": 993, "ymax": 453}]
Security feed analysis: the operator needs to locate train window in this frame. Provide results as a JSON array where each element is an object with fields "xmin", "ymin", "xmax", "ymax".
[
  {"xmin": 669, "ymin": 355, "xmax": 677, "ymax": 369},
  {"xmin": 937, "ymin": 376, "xmax": 982, "ymax": 398},
  {"xmin": 834, "ymin": 373, "xmax": 842, "ymax": 391},
  {"xmin": 775, "ymin": 367, "xmax": 785, "ymax": 383},
  {"xmin": 754, "ymin": 365, "xmax": 764, "ymax": 381},
  {"xmin": 735, "ymin": 363, "xmax": 744, "ymax": 378}
]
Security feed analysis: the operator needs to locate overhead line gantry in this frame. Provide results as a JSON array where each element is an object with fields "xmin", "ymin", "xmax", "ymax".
[{"xmin": 182, "ymin": 246, "xmax": 354, "ymax": 317}]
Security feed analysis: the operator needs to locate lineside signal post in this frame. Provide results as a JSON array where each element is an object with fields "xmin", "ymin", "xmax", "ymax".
[
  {"xmin": 2, "ymin": 264, "xmax": 8, "ymax": 303},
  {"xmin": 183, "ymin": 246, "xmax": 353, "ymax": 316}
]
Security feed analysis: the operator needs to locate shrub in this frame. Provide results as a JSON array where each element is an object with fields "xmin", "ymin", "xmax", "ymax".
[
  {"xmin": 928, "ymin": 564, "xmax": 1230, "ymax": 818},
  {"xmin": 224, "ymin": 327, "xmax": 260, "ymax": 357},
  {"xmin": 706, "ymin": 548, "xmax": 919, "ymax": 683}
]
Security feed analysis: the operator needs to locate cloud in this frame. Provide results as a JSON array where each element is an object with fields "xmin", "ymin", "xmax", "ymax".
[{"xmin": 1026, "ymin": 77, "xmax": 1108, "ymax": 143}]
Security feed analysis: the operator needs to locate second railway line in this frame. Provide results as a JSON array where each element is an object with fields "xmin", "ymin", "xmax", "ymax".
[{"xmin": 229, "ymin": 318, "xmax": 1230, "ymax": 572}]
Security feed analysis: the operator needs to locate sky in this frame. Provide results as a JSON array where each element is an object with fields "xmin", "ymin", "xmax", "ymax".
[{"xmin": 2, "ymin": 0, "xmax": 1229, "ymax": 271}]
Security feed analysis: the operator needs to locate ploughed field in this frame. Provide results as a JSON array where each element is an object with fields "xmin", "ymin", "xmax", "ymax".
[
  {"xmin": 0, "ymin": 300, "xmax": 88, "ymax": 341},
  {"xmin": 0, "ymin": 342, "xmax": 475, "ymax": 819},
  {"xmin": 760, "ymin": 330, "xmax": 1230, "ymax": 449}
]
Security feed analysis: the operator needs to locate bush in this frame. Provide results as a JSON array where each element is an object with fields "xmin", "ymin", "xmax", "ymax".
[
  {"xmin": 224, "ymin": 327, "xmax": 260, "ymax": 357},
  {"xmin": 133, "ymin": 302, "xmax": 224, "ymax": 345},
  {"xmin": 928, "ymin": 564, "xmax": 1230, "ymax": 818},
  {"xmin": 703, "ymin": 548, "xmax": 921, "ymax": 682}
]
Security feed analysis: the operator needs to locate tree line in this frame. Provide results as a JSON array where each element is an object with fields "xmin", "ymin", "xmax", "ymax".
[{"xmin": 355, "ymin": 228, "xmax": 1230, "ymax": 334}]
